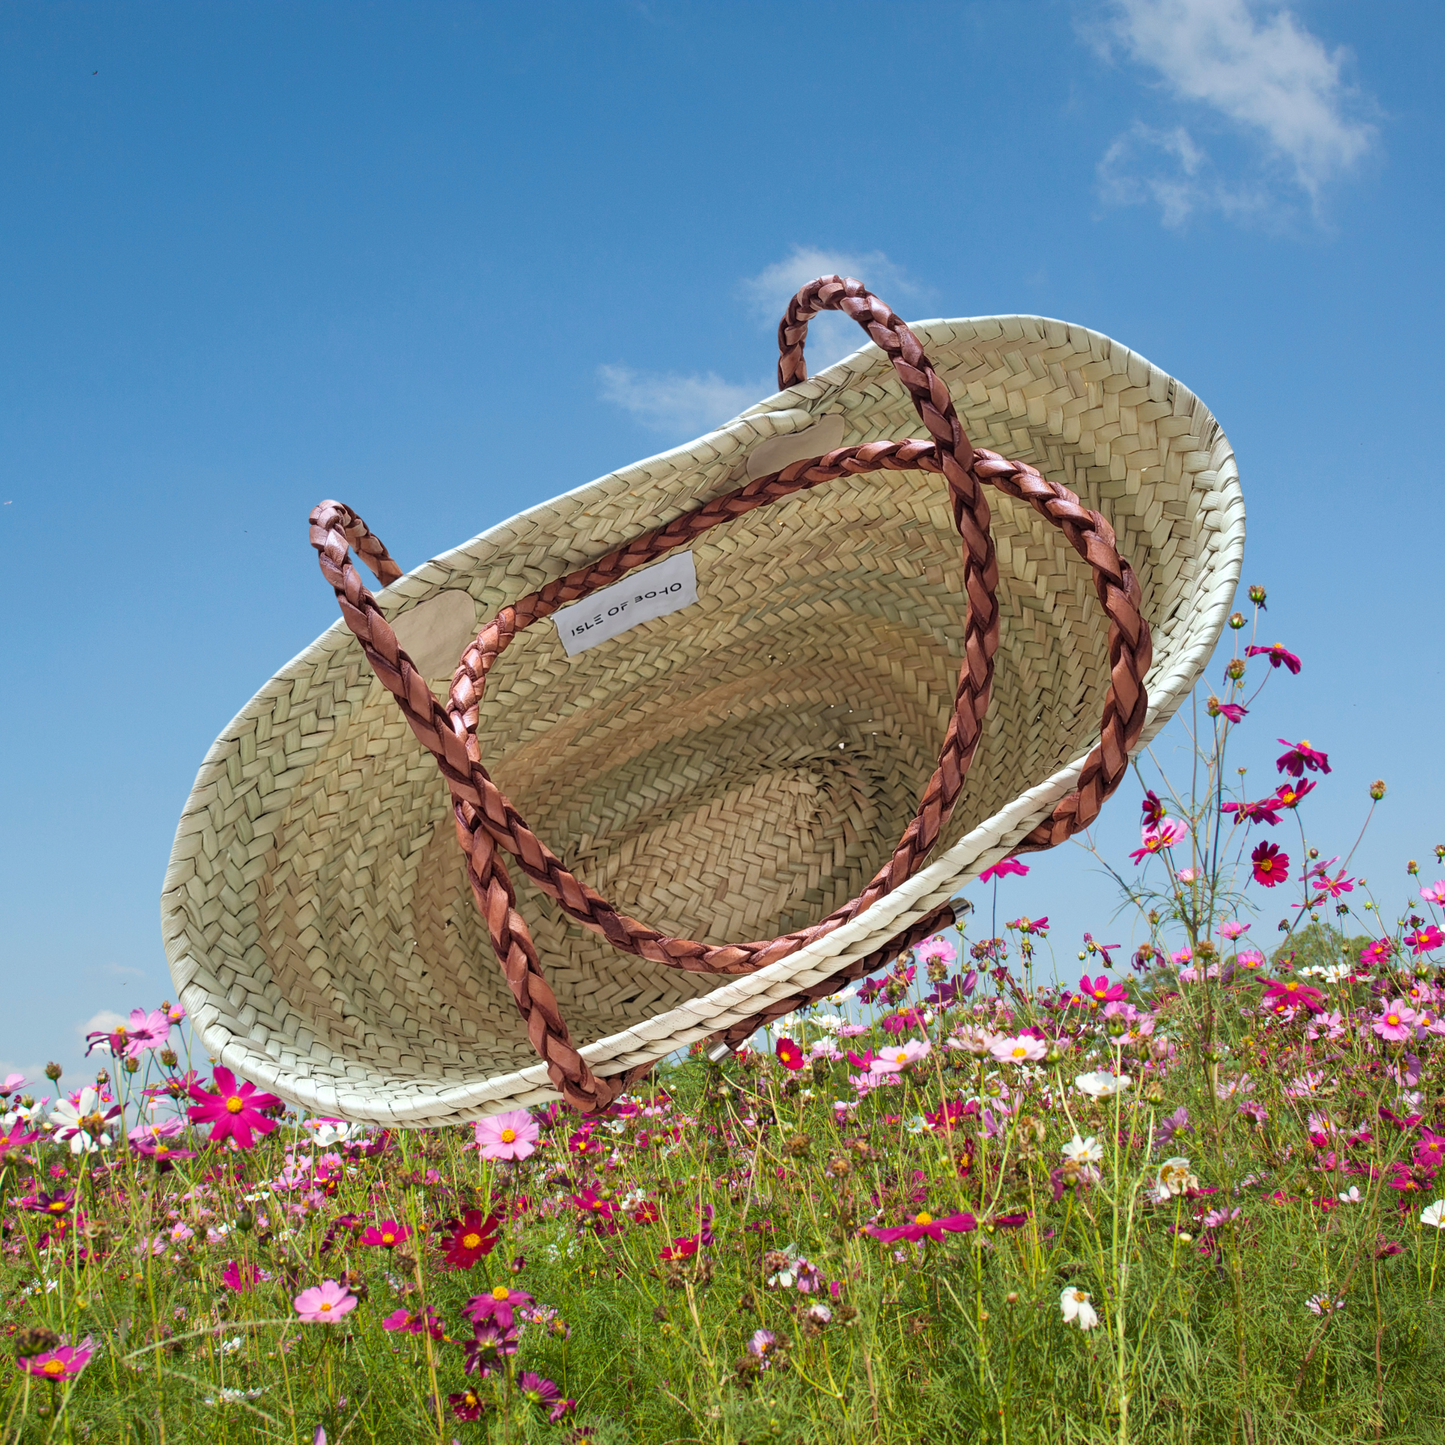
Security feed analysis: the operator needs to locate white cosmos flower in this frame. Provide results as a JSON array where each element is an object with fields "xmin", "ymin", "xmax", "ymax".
[
  {"xmin": 1059, "ymin": 1287, "xmax": 1099, "ymax": 1329},
  {"xmin": 1074, "ymin": 1071, "xmax": 1132, "ymax": 1099},
  {"xmin": 1338, "ymin": 1186, "xmax": 1362, "ymax": 1204},
  {"xmin": 826, "ymin": 986, "xmax": 858, "ymax": 1006},
  {"xmin": 48, "ymin": 1088, "xmax": 122, "ymax": 1154},
  {"xmin": 1156, "ymin": 1156, "xmax": 1199, "ymax": 1198},
  {"xmin": 811, "ymin": 1014, "xmax": 844, "ymax": 1034},
  {"xmin": 1420, "ymin": 1200, "xmax": 1445, "ymax": 1229},
  {"xmin": 1061, "ymin": 1134, "xmax": 1104, "ymax": 1166}
]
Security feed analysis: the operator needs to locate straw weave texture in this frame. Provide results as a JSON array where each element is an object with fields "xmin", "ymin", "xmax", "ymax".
[{"xmin": 162, "ymin": 314, "xmax": 1244, "ymax": 1124}]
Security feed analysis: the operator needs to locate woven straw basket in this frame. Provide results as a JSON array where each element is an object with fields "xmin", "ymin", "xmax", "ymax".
[{"xmin": 161, "ymin": 278, "xmax": 1243, "ymax": 1125}]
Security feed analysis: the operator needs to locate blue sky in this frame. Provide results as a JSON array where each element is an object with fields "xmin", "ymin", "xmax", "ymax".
[{"xmin": 2, "ymin": 1, "xmax": 1441, "ymax": 1085}]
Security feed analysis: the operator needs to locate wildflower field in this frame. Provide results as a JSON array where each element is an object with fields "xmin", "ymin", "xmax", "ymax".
[{"xmin": 5, "ymin": 593, "xmax": 1445, "ymax": 1445}]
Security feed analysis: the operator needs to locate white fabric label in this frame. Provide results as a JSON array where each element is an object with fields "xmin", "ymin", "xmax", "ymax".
[{"xmin": 552, "ymin": 551, "xmax": 698, "ymax": 657}]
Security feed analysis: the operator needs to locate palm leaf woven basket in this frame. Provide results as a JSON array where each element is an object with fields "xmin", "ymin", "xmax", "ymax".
[{"xmin": 161, "ymin": 278, "xmax": 1243, "ymax": 1125}]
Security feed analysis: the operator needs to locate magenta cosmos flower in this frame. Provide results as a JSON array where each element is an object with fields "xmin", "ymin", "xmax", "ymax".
[
  {"xmin": 187, "ymin": 1067, "xmax": 282, "ymax": 1150},
  {"xmin": 1250, "ymin": 841, "xmax": 1289, "ymax": 887},
  {"xmin": 774, "ymin": 1038, "xmax": 805, "ymax": 1072},
  {"xmin": 1079, "ymin": 974, "xmax": 1126, "ymax": 1005},
  {"xmin": 84, "ymin": 1007, "xmax": 172, "ymax": 1060},
  {"xmin": 293, "ymin": 1279, "xmax": 356, "ymax": 1323},
  {"xmin": 1406, "ymin": 926, "xmax": 1445, "ymax": 956},
  {"xmin": 977, "ymin": 856, "xmax": 1028, "ymax": 883},
  {"xmin": 1263, "ymin": 978, "xmax": 1325, "ymax": 1014},
  {"xmin": 1207, "ymin": 698, "xmax": 1247, "ymax": 723},
  {"xmin": 1246, "ymin": 643, "xmax": 1302, "ymax": 674},
  {"xmin": 474, "ymin": 1109, "xmax": 539, "ymax": 1161},
  {"xmin": 865, "ymin": 1209, "xmax": 977, "ymax": 1244},
  {"xmin": 359, "ymin": 1219, "xmax": 411, "ymax": 1248},
  {"xmin": 1374, "ymin": 1001, "xmax": 1419, "ymax": 1042},
  {"xmin": 1276, "ymin": 738, "xmax": 1330, "ymax": 776},
  {"xmin": 19, "ymin": 1337, "xmax": 95, "ymax": 1382}
]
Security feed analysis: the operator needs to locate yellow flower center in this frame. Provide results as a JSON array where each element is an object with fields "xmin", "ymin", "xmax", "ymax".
[
  {"xmin": 492, "ymin": 1285, "xmax": 510, "ymax": 1300},
  {"xmin": 1387, "ymin": 1015, "xmax": 1400, "ymax": 1026},
  {"xmin": 462, "ymin": 1233, "xmax": 481, "ymax": 1250},
  {"xmin": 914, "ymin": 1212, "xmax": 933, "ymax": 1226},
  {"xmin": 319, "ymin": 1301, "xmax": 332, "ymax": 1312},
  {"xmin": 381, "ymin": 1232, "xmax": 395, "ymax": 1244},
  {"xmin": 42, "ymin": 1359, "xmax": 64, "ymax": 1376},
  {"xmin": 893, "ymin": 1052, "xmax": 908, "ymax": 1064},
  {"xmin": 1011, "ymin": 1047, "xmax": 1028, "ymax": 1059},
  {"xmin": 225, "ymin": 1096, "xmax": 245, "ymax": 1114},
  {"xmin": 47, "ymin": 1201, "xmax": 66, "ymax": 1213},
  {"xmin": 500, "ymin": 1128, "xmax": 516, "ymax": 1143}
]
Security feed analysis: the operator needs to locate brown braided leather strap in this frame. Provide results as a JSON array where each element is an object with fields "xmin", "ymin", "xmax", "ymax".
[{"xmin": 309, "ymin": 277, "xmax": 1151, "ymax": 1111}]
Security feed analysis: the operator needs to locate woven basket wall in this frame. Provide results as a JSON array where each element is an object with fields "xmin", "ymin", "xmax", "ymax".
[{"xmin": 162, "ymin": 315, "xmax": 1244, "ymax": 1124}]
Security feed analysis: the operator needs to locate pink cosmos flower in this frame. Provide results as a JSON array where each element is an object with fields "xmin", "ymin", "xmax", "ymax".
[
  {"xmin": 1250, "ymin": 841, "xmax": 1289, "ymax": 887},
  {"xmin": 915, "ymin": 935, "xmax": 956, "ymax": 966},
  {"xmin": 1359, "ymin": 938, "xmax": 1394, "ymax": 967},
  {"xmin": 1406, "ymin": 926, "xmax": 1445, "ymax": 956},
  {"xmin": 1221, "ymin": 921, "xmax": 1250, "ymax": 940},
  {"xmin": 1276, "ymin": 739, "xmax": 1330, "ymax": 777},
  {"xmin": 382, "ymin": 1307, "xmax": 445, "ymax": 1338},
  {"xmin": 1246, "ymin": 643, "xmax": 1302, "ymax": 674},
  {"xmin": 988, "ymin": 1035, "xmax": 1048, "ymax": 1064},
  {"xmin": 293, "ymin": 1279, "xmax": 356, "ymax": 1323},
  {"xmin": 0, "ymin": 1072, "xmax": 27, "ymax": 1096},
  {"xmin": 18, "ymin": 1337, "xmax": 95, "ymax": 1382},
  {"xmin": 1007, "ymin": 916, "xmax": 1049, "ymax": 936},
  {"xmin": 359, "ymin": 1219, "xmax": 410, "ymax": 1248},
  {"xmin": 1176, "ymin": 867, "xmax": 1199, "ymax": 883},
  {"xmin": 84, "ymin": 1007, "xmax": 172, "ymax": 1060},
  {"xmin": 864, "ymin": 1210, "xmax": 977, "ymax": 1244},
  {"xmin": 474, "ymin": 1109, "xmax": 539, "ymax": 1161},
  {"xmin": 464, "ymin": 1285, "xmax": 534, "ymax": 1332},
  {"xmin": 977, "ymin": 857, "xmax": 1028, "ymax": 883},
  {"xmin": 187, "ymin": 1067, "xmax": 282, "ymax": 1150},
  {"xmin": 1236, "ymin": 947, "xmax": 1266, "ymax": 969},
  {"xmin": 1420, "ymin": 881, "xmax": 1445, "ymax": 906},
  {"xmin": 0, "ymin": 1122, "xmax": 40, "ymax": 1163},
  {"xmin": 871, "ymin": 1038, "xmax": 932, "ymax": 1073},
  {"xmin": 1373, "ymin": 1001, "xmax": 1419, "ymax": 1043},
  {"xmin": 1130, "ymin": 818, "xmax": 1188, "ymax": 863}
]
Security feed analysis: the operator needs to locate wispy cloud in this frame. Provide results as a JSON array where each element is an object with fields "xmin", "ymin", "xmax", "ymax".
[
  {"xmin": 596, "ymin": 364, "xmax": 764, "ymax": 437},
  {"xmin": 598, "ymin": 247, "xmax": 919, "ymax": 437},
  {"xmin": 77, "ymin": 1010, "xmax": 126, "ymax": 1046},
  {"xmin": 1094, "ymin": 0, "xmax": 1376, "ymax": 226}
]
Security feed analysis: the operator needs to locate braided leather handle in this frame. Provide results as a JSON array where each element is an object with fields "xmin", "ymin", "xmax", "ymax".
[{"xmin": 309, "ymin": 277, "xmax": 1151, "ymax": 1111}]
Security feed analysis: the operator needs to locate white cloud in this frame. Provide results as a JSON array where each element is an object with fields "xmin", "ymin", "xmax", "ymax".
[
  {"xmin": 596, "ymin": 364, "xmax": 764, "ymax": 437},
  {"xmin": 598, "ymin": 246, "xmax": 920, "ymax": 438},
  {"xmin": 77, "ymin": 1010, "xmax": 126, "ymax": 1045},
  {"xmin": 1096, "ymin": 0, "xmax": 1376, "ymax": 224}
]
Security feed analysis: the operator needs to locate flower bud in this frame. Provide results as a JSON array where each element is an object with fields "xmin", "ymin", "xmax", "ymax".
[
  {"xmin": 13, "ymin": 1327, "xmax": 60, "ymax": 1358},
  {"xmin": 1408, "ymin": 860, "xmax": 1419, "ymax": 875},
  {"xmin": 1247, "ymin": 585, "xmax": 1266, "ymax": 607},
  {"xmin": 511, "ymin": 1254, "xmax": 527, "ymax": 1274},
  {"xmin": 1370, "ymin": 780, "xmax": 1387, "ymax": 801},
  {"xmin": 1177, "ymin": 1231, "xmax": 1193, "ymax": 1244},
  {"xmin": 1006, "ymin": 1291, "xmax": 1019, "ymax": 1305},
  {"xmin": 1225, "ymin": 658, "xmax": 1246, "ymax": 682},
  {"xmin": 235, "ymin": 1208, "xmax": 254, "ymax": 1233},
  {"xmin": 44, "ymin": 1062, "xmax": 62, "ymax": 1082},
  {"xmin": 95, "ymin": 1070, "xmax": 110, "ymax": 1086},
  {"xmin": 160, "ymin": 1049, "xmax": 178, "ymax": 1068},
  {"xmin": 123, "ymin": 1056, "xmax": 140, "ymax": 1074},
  {"xmin": 1228, "ymin": 611, "xmax": 1245, "ymax": 629}
]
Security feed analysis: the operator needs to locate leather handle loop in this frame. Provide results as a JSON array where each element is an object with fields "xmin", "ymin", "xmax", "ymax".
[{"xmin": 308, "ymin": 278, "xmax": 1152, "ymax": 1109}]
